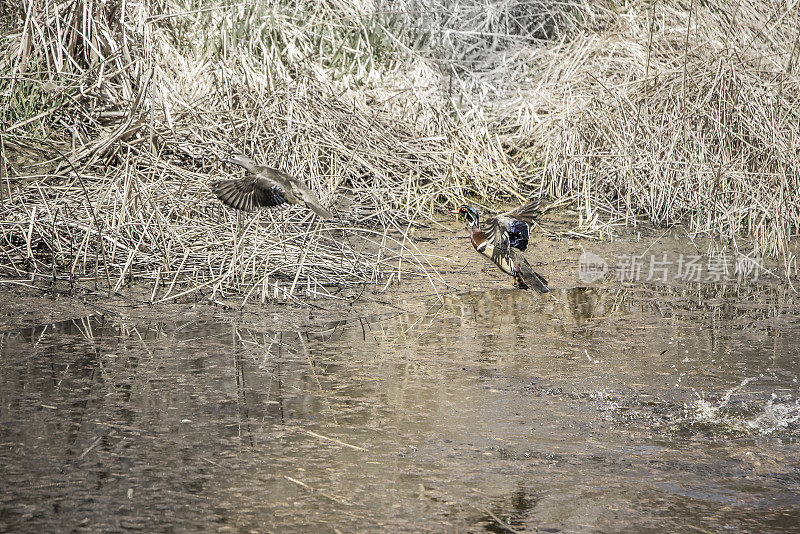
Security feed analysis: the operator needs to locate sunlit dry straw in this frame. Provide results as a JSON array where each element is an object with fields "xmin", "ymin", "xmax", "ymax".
[
  {"xmin": 1, "ymin": 0, "xmax": 523, "ymax": 301},
  {"xmin": 469, "ymin": 1, "xmax": 800, "ymax": 265},
  {"xmin": 3, "ymin": 0, "xmax": 798, "ymax": 300}
]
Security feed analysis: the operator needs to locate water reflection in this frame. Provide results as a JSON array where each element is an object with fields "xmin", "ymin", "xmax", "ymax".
[{"xmin": 1, "ymin": 285, "xmax": 799, "ymax": 532}]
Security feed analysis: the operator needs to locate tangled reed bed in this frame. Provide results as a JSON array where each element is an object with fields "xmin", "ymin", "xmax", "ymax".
[
  {"xmin": 470, "ymin": 1, "xmax": 800, "ymax": 266},
  {"xmin": 0, "ymin": 0, "xmax": 522, "ymax": 302},
  {"xmin": 2, "ymin": 0, "xmax": 799, "ymax": 303}
]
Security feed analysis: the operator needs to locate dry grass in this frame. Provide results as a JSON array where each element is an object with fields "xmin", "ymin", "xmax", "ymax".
[
  {"xmin": 1, "ymin": 0, "xmax": 798, "ymax": 302},
  {"xmin": 0, "ymin": 0, "xmax": 520, "ymax": 302},
  {"xmin": 469, "ymin": 1, "xmax": 799, "ymax": 265}
]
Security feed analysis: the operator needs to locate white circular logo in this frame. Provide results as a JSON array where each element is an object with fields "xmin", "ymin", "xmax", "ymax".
[{"xmin": 578, "ymin": 251, "xmax": 608, "ymax": 283}]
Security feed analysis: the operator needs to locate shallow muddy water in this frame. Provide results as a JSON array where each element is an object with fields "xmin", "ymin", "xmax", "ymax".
[{"xmin": 1, "ymin": 284, "xmax": 799, "ymax": 532}]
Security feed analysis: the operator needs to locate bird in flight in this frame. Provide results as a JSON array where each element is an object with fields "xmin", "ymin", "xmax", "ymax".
[
  {"xmin": 212, "ymin": 154, "xmax": 333, "ymax": 219},
  {"xmin": 453, "ymin": 200, "xmax": 549, "ymax": 292}
]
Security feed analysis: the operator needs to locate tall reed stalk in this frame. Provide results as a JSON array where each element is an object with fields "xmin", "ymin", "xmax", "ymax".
[{"xmin": 2, "ymin": 0, "xmax": 797, "ymax": 301}]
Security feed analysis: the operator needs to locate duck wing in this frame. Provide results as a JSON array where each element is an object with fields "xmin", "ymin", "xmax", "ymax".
[
  {"xmin": 503, "ymin": 198, "xmax": 543, "ymax": 223},
  {"xmin": 483, "ymin": 213, "xmax": 531, "ymax": 252},
  {"xmin": 483, "ymin": 198, "xmax": 542, "ymax": 251},
  {"xmin": 212, "ymin": 174, "xmax": 288, "ymax": 212},
  {"xmin": 259, "ymin": 167, "xmax": 333, "ymax": 219},
  {"xmin": 482, "ymin": 217, "xmax": 511, "ymax": 250},
  {"xmin": 215, "ymin": 160, "xmax": 332, "ymax": 218}
]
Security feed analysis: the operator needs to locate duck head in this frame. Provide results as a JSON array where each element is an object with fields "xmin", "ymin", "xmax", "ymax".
[
  {"xmin": 452, "ymin": 205, "xmax": 480, "ymax": 227},
  {"xmin": 226, "ymin": 153, "xmax": 258, "ymax": 173}
]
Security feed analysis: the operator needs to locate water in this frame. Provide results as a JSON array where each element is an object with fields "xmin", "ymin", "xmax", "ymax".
[{"xmin": 1, "ymin": 285, "xmax": 799, "ymax": 532}]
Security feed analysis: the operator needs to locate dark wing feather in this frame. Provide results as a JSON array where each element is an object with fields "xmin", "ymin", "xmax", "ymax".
[
  {"xmin": 503, "ymin": 198, "xmax": 543, "ymax": 223},
  {"xmin": 212, "ymin": 175, "xmax": 287, "ymax": 212},
  {"xmin": 483, "ymin": 198, "xmax": 542, "ymax": 250},
  {"xmin": 482, "ymin": 217, "xmax": 509, "ymax": 249},
  {"xmin": 252, "ymin": 177, "xmax": 287, "ymax": 208},
  {"xmin": 254, "ymin": 167, "xmax": 332, "ymax": 218}
]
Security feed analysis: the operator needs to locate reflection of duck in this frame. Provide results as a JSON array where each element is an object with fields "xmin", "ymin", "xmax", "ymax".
[
  {"xmin": 212, "ymin": 154, "xmax": 333, "ymax": 219},
  {"xmin": 453, "ymin": 202, "xmax": 549, "ymax": 292}
]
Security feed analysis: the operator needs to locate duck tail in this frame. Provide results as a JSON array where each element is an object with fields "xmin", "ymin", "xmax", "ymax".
[
  {"xmin": 525, "ymin": 269, "xmax": 549, "ymax": 293},
  {"xmin": 306, "ymin": 201, "xmax": 333, "ymax": 219},
  {"xmin": 515, "ymin": 259, "xmax": 549, "ymax": 293}
]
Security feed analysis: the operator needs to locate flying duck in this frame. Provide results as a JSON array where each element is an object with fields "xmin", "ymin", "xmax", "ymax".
[
  {"xmin": 453, "ymin": 201, "xmax": 549, "ymax": 292},
  {"xmin": 212, "ymin": 154, "xmax": 333, "ymax": 219}
]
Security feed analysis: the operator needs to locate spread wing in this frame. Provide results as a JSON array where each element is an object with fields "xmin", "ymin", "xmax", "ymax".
[
  {"xmin": 211, "ymin": 174, "xmax": 287, "ymax": 212},
  {"xmin": 482, "ymin": 198, "xmax": 542, "ymax": 249},
  {"xmin": 215, "ymin": 163, "xmax": 333, "ymax": 218},
  {"xmin": 504, "ymin": 198, "xmax": 542, "ymax": 223},
  {"xmin": 482, "ymin": 217, "xmax": 511, "ymax": 250}
]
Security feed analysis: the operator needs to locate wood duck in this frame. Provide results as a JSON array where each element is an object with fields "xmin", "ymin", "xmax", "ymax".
[
  {"xmin": 212, "ymin": 154, "xmax": 333, "ymax": 219},
  {"xmin": 453, "ymin": 201, "xmax": 549, "ymax": 292},
  {"xmin": 480, "ymin": 198, "xmax": 542, "ymax": 252}
]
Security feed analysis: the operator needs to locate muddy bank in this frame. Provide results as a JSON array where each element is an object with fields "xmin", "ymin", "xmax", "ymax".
[{"xmin": 1, "ymin": 212, "xmax": 766, "ymax": 332}]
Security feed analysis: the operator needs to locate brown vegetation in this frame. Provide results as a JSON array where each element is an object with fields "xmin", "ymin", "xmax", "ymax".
[{"xmin": 1, "ymin": 1, "xmax": 797, "ymax": 302}]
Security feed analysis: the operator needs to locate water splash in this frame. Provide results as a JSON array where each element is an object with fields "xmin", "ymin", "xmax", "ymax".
[
  {"xmin": 686, "ymin": 377, "xmax": 800, "ymax": 436},
  {"xmin": 747, "ymin": 394, "xmax": 800, "ymax": 435}
]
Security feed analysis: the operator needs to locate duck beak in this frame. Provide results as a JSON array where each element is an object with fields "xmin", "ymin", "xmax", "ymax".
[{"xmin": 450, "ymin": 209, "xmax": 460, "ymax": 215}]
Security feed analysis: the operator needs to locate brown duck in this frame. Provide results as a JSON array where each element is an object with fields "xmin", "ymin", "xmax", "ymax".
[{"xmin": 212, "ymin": 154, "xmax": 333, "ymax": 219}]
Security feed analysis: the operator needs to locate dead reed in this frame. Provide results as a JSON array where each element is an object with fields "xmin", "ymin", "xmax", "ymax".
[
  {"xmin": 0, "ymin": 0, "xmax": 522, "ymax": 302},
  {"xmin": 468, "ymin": 1, "xmax": 799, "ymax": 268},
  {"xmin": 2, "ymin": 0, "xmax": 798, "ymax": 302}
]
